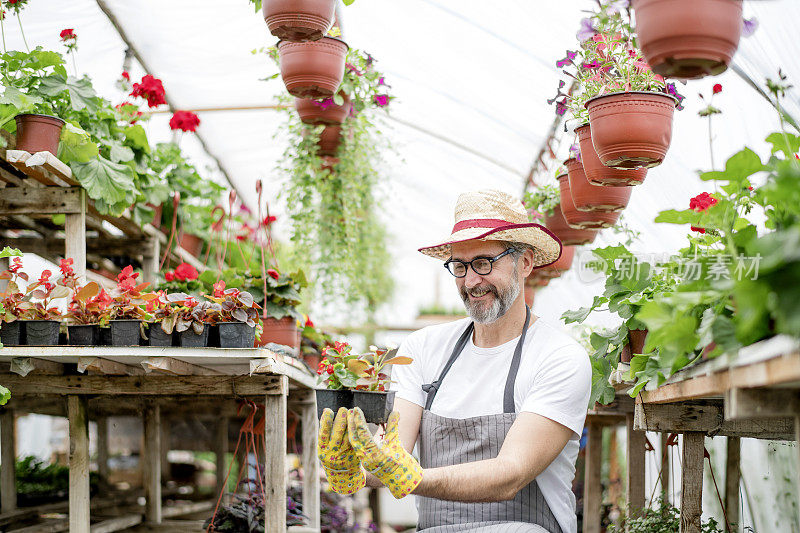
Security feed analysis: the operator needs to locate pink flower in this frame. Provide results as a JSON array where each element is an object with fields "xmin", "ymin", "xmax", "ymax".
[
  {"xmin": 213, "ymin": 280, "xmax": 226, "ymax": 297},
  {"xmin": 169, "ymin": 110, "xmax": 200, "ymax": 132},
  {"xmin": 314, "ymin": 97, "xmax": 335, "ymax": 110},
  {"xmin": 374, "ymin": 94, "xmax": 389, "ymax": 107},
  {"xmin": 378, "ymin": 77, "xmax": 386, "ymax": 86}
]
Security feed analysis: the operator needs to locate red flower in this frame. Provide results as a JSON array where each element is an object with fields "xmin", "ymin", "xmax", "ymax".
[
  {"xmin": 266, "ymin": 269, "xmax": 279, "ymax": 280},
  {"xmin": 164, "ymin": 271, "xmax": 175, "ymax": 282},
  {"xmin": 326, "ymin": 365, "xmax": 334, "ymax": 375},
  {"xmin": 121, "ymin": 71, "xmax": 130, "ymax": 81},
  {"xmin": 689, "ymin": 192, "xmax": 718, "ymax": 212},
  {"xmin": 117, "ymin": 265, "xmax": 138, "ymax": 283},
  {"xmin": 262, "ymin": 215, "xmax": 277, "ymax": 226},
  {"xmin": 691, "ymin": 226, "xmax": 706, "ymax": 234},
  {"xmin": 169, "ymin": 110, "xmax": 200, "ymax": 132},
  {"xmin": 39, "ymin": 270, "xmax": 52, "ymax": 282},
  {"xmin": 304, "ymin": 316, "xmax": 314, "ymax": 328},
  {"xmin": 118, "ymin": 277, "xmax": 136, "ymax": 291},
  {"xmin": 59, "ymin": 28, "xmax": 76, "ymax": 41},
  {"xmin": 130, "ymin": 75, "xmax": 167, "ymax": 108},
  {"xmin": 173, "ymin": 262, "xmax": 199, "ymax": 282},
  {"xmin": 9, "ymin": 257, "xmax": 22, "ymax": 273},
  {"xmin": 235, "ymin": 235, "xmax": 247, "ymax": 242},
  {"xmin": 59, "ymin": 258, "xmax": 74, "ymax": 276},
  {"xmin": 213, "ymin": 280, "xmax": 226, "ymax": 297},
  {"xmin": 712, "ymin": 83, "xmax": 722, "ymax": 94}
]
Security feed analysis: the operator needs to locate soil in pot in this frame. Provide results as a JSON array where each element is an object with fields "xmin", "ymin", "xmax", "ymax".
[
  {"xmin": 576, "ymin": 124, "xmax": 647, "ymax": 186},
  {"xmin": 68, "ymin": 325, "xmax": 98, "ymax": 346},
  {"xmin": 633, "ymin": 0, "xmax": 742, "ymax": 79},
  {"xmin": 179, "ymin": 325, "xmax": 209, "ymax": 347},
  {"xmin": 317, "ymin": 126, "xmax": 342, "ymax": 156},
  {"xmin": 14, "ymin": 114, "xmax": 65, "ymax": 155},
  {"xmin": 565, "ymin": 157, "xmax": 632, "ymax": 212},
  {"xmin": 256, "ymin": 316, "xmax": 299, "ymax": 348},
  {"xmin": 353, "ymin": 390, "xmax": 396, "ymax": 425},
  {"xmin": 295, "ymin": 94, "xmax": 351, "ymax": 125},
  {"xmin": 110, "ymin": 320, "xmax": 142, "ymax": 346},
  {"xmin": 278, "ymin": 37, "xmax": 348, "ymax": 99},
  {"xmin": 544, "ymin": 204, "xmax": 599, "ymax": 246},
  {"xmin": 218, "ymin": 322, "xmax": 256, "ymax": 348},
  {"xmin": 585, "ymin": 92, "xmax": 677, "ymax": 169},
  {"xmin": 315, "ymin": 389, "xmax": 353, "ymax": 419},
  {"xmin": 558, "ymin": 172, "xmax": 621, "ymax": 229},
  {"xmin": 147, "ymin": 324, "xmax": 174, "ymax": 347},
  {"xmin": 24, "ymin": 320, "xmax": 60, "ymax": 346},
  {"xmin": 262, "ymin": 0, "xmax": 336, "ymax": 42},
  {"xmin": 0, "ymin": 321, "xmax": 24, "ymax": 346}
]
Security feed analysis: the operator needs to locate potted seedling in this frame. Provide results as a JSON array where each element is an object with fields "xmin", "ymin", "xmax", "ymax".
[
  {"xmin": 204, "ymin": 280, "xmax": 260, "ymax": 348},
  {"xmin": 22, "ymin": 270, "xmax": 68, "ymax": 345},
  {"xmin": 144, "ymin": 291, "xmax": 174, "ymax": 346},
  {"xmin": 57, "ymin": 259, "xmax": 107, "ymax": 346},
  {"xmin": 0, "ymin": 255, "xmax": 30, "ymax": 346},
  {"xmin": 315, "ymin": 341, "xmax": 412, "ymax": 423},
  {"xmin": 160, "ymin": 293, "xmax": 221, "ymax": 347},
  {"xmin": 105, "ymin": 266, "xmax": 157, "ymax": 346}
]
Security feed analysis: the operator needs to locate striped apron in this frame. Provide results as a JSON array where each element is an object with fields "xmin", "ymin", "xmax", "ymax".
[{"xmin": 416, "ymin": 306, "xmax": 560, "ymax": 533}]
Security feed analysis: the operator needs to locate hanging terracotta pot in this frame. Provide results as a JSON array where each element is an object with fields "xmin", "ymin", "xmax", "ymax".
[
  {"xmin": 540, "ymin": 245, "xmax": 576, "ymax": 277},
  {"xmin": 558, "ymin": 171, "xmax": 621, "ymax": 229},
  {"xmin": 585, "ymin": 92, "xmax": 677, "ymax": 169},
  {"xmin": 14, "ymin": 114, "xmax": 65, "ymax": 156},
  {"xmin": 256, "ymin": 316, "xmax": 300, "ymax": 349},
  {"xmin": 575, "ymin": 124, "xmax": 648, "ymax": 186},
  {"xmin": 278, "ymin": 37, "xmax": 348, "ymax": 99},
  {"xmin": 179, "ymin": 233, "xmax": 204, "ymax": 257},
  {"xmin": 633, "ymin": 0, "xmax": 742, "ymax": 80},
  {"xmin": 544, "ymin": 204, "xmax": 599, "ymax": 246},
  {"xmin": 320, "ymin": 156, "xmax": 339, "ymax": 172},
  {"xmin": 317, "ymin": 125, "xmax": 342, "ymax": 156},
  {"xmin": 565, "ymin": 157, "xmax": 632, "ymax": 212},
  {"xmin": 295, "ymin": 93, "xmax": 351, "ymax": 125},
  {"xmin": 262, "ymin": 0, "xmax": 336, "ymax": 42}
]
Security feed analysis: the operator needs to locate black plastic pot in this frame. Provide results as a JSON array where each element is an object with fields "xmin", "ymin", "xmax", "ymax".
[
  {"xmin": 147, "ymin": 323, "xmax": 174, "ymax": 347},
  {"xmin": 218, "ymin": 322, "xmax": 256, "ymax": 348},
  {"xmin": 315, "ymin": 389, "xmax": 353, "ymax": 419},
  {"xmin": 24, "ymin": 320, "xmax": 60, "ymax": 346},
  {"xmin": 68, "ymin": 324, "xmax": 98, "ymax": 346},
  {"xmin": 353, "ymin": 390, "xmax": 395, "ymax": 424},
  {"xmin": 179, "ymin": 324, "xmax": 209, "ymax": 347},
  {"xmin": 109, "ymin": 320, "xmax": 141, "ymax": 346},
  {"xmin": 0, "ymin": 321, "xmax": 24, "ymax": 346}
]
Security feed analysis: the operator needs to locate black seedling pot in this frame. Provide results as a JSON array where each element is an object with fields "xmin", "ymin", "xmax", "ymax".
[
  {"xmin": 218, "ymin": 322, "xmax": 256, "ymax": 348},
  {"xmin": 110, "ymin": 320, "xmax": 141, "ymax": 346},
  {"xmin": 24, "ymin": 320, "xmax": 60, "ymax": 346},
  {"xmin": 147, "ymin": 324, "xmax": 173, "ymax": 347},
  {"xmin": 68, "ymin": 325, "xmax": 98, "ymax": 346},
  {"xmin": 0, "ymin": 321, "xmax": 23, "ymax": 346},
  {"xmin": 315, "ymin": 389, "xmax": 353, "ymax": 419},
  {"xmin": 353, "ymin": 390, "xmax": 396, "ymax": 424},
  {"xmin": 179, "ymin": 324, "xmax": 209, "ymax": 347}
]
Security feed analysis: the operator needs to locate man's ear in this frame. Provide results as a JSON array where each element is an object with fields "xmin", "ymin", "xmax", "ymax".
[{"xmin": 521, "ymin": 248, "xmax": 536, "ymax": 278}]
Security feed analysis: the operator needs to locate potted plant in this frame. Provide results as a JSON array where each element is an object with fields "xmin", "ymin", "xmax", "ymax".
[
  {"xmin": 275, "ymin": 35, "xmax": 349, "ymax": 99},
  {"xmin": 535, "ymin": 245, "xmax": 576, "ymax": 279},
  {"xmin": 57, "ymin": 259, "xmax": 109, "ymax": 346},
  {"xmin": 159, "ymin": 293, "xmax": 221, "ymax": 347},
  {"xmin": 317, "ymin": 125, "xmax": 342, "ymax": 156},
  {"xmin": 0, "ymin": 254, "xmax": 29, "ymax": 346},
  {"xmin": 575, "ymin": 124, "xmax": 647, "ymax": 186},
  {"xmin": 260, "ymin": 0, "xmax": 336, "ymax": 42},
  {"xmin": 104, "ymin": 266, "xmax": 156, "ymax": 346},
  {"xmin": 21, "ymin": 269, "xmax": 68, "ymax": 346},
  {"xmin": 144, "ymin": 291, "xmax": 175, "ymax": 346},
  {"xmin": 558, "ymin": 171, "xmax": 620, "ymax": 229},
  {"xmin": 256, "ymin": 268, "xmax": 307, "ymax": 348},
  {"xmin": 295, "ymin": 93, "xmax": 351, "ymax": 126},
  {"xmin": 315, "ymin": 341, "xmax": 412, "ymax": 424},
  {"xmin": 632, "ymin": 0, "xmax": 743, "ymax": 80},
  {"xmin": 524, "ymin": 183, "xmax": 599, "ymax": 245},
  {"xmin": 204, "ymin": 280, "xmax": 260, "ymax": 348},
  {"xmin": 565, "ymin": 149, "xmax": 632, "ymax": 211}
]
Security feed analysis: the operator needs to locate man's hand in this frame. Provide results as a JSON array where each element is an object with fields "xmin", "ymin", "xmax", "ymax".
[
  {"xmin": 347, "ymin": 407, "xmax": 423, "ymax": 499},
  {"xmin": 317, "ymin": 407, "xmax": 365, "ymax": 495}
]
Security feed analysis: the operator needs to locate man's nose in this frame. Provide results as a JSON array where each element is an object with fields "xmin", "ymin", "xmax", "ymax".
[{"xmin": 463, "ymin": 267, "xmax": 483, "ymax": 288}]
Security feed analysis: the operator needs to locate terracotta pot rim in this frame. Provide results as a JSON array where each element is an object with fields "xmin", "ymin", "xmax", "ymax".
[
  {"xmin": 277, "ymin": 35, "xmax": 349, "ymax": 51},
  {"xmin": 584, "ymin": 91, "xmax": 679, "ymax": 108},
  {"xmin": 15, "ymin": 113, "xmax": 66, "ymax": 124}
]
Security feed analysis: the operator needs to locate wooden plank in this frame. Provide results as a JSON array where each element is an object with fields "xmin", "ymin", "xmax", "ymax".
[
  {"xmin": 68, "ymin": 395, "xmax": 90, "ymax": 533},
  {"xmin": 1, "ymin": 237, "xmax": 151, "ymax": 257},
  {"xmin": 264, "ymin": 376, "xmax": 288, "ymax": 533},
  {"xmin": 660, "ymin": 433, "xmax": 670, "ymax": 496},
  {"xmin": 141, "ymin": 357, "xmax": 223, "ymax": 376},
  {"xmin": 143, "ymin": 404, "xmax": 162, "ymax": 524},
  {"xmin": 141, "ymin": 238, "xmax": 160, "ymax": 285},
  {"xmin": 1, "ymin": 410, "xmax": 16, "ymax": 512},
  {"xmin": 123, "ymin": 519, "xmax": 206, "ymax": 532},
  {"xmin": 725, "ymin": 388, "xmax": 800, "ymax": 420},
  {"xmin": 214, "ymin": 418, "xmax": 228, "ymax": 499},
  {"xmin": 5, "ymin": 151, "xmax": 60, "ymax": 186},
  {"xmin": 5, "ymin": 150, "xmax": 74, "ymax": 183},
  {"xmin": 251, "ymin": 357, "xmax": 318, "ymax": 390},
  {"xmin": 300, "ymin": 391, "xmax": 320, "ymax": 531},
  {"xmin": 680, "ymin": 432, "xmax": 705, "ymax": 533},
  {"xmin": 634, "ymin": 400, "xmax": 794, "ymax": 440},
  {"xmin": 65, "ymin": 188, "xmax": 86, "ymax": 279},
  {"xmin": 0, "ymin": 186, "xmax": 83, "ymax": 215},
  {"xmin": 0, "ymin": 374, "xmax": 285, "ymax": 396},
  {"xmin": 583, "ymin": 422, "xmax": 601, "ymax": 533},
  {"xmin": 78, "ymin": 357, "xmax": 144, "ymax": 376},
  {"xmin": 160, "ymin": 500, "xmax": 214, "ymax": 519},
  {"xmin": 725, "ymin": 437, "xmax": 740, "ymax": 530},
  {"xmin": 97, "ymin": 417, "xmax": 109, "ymax": 489},
  {"xmin": 9, "ymin": 518, "xmax": 69, "ymax": 532},
  {"xmin": 626, "ymin": 413, "xmax": 645, "ymax": 517},
  {"xmin": 10, "ymin": 357, "xmax": 65, "ymax": 376},
  {"xmin": 90, "ymin": 514, "xmax": 143, "ymax": 533}
]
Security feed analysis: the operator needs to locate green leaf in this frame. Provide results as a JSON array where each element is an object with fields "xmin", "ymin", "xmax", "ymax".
[
  {"xmin": 0, "ymin": 385, "xmax": 10, "ymax": 406},
  {"xmin": 108, "ymin": 140, "xmax": 134, "ymax": 163},
  {"xmin": 0, "ymin": 247, "xmax": 22, "ymax": 258},
  {"xmin": 69, "ymin": 156, "xmax": 136, "ymax": 206},
  {"xmin": 0, "ymin": 86, "xmax": 43, "ymax": 113},
  {"xmin": 51, "ymin": 214, "xmax": 65, "ymax": 225},
  {"xmin": 765, "ymin": 132, "xmax": 800, "ymax": 157},
  {"xmin": 700, "ymin": 148, "xmax": 763, "ymax": 186},
  {"xmin": 561, "ymin": 306, "xmax": 594, "ymax": 324},
  {"xmin": 124, "ymin": 125, "xmax": 151, "ymax": 154},
  {"xmin": 333, "ymin": 366, "xmax": 358, "ymax": 388},
  {"xmin": 654, "ymin": 209, "xmax": 701, "ymax": 225},
  {"xmin": 39, "ymin": 75, "xmax": 99, "ymax": 112},
  {"xmin": 57, "ymin": 123, "xmax": 98, "ymax": 164}
]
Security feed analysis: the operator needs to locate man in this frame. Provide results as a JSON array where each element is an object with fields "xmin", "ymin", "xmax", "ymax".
[{"xmin": 318, "ymin": 190, "xmax": 591, "ymax": 533}]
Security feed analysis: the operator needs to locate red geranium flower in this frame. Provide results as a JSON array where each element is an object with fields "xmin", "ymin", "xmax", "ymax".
[
  {"xmin": 169, "ymin": 110, "xmax": 200, "ymax": 132},
  {"xmin": 173, "ymin": 263, "xmax": 199, "ymax": 282},
  {"xmin": 59, "ymin": 28, "xmax": 76, "ymax": 41},
  {"xmin": 712, "ymin": 83, "xmax": 722, "ymax": 94},
  {"xmin": 266, "ymin": 269, "xmax": 279, "ymax": 280},
  {"xmin": 691, "ymin": 226, "xmax": 706, "ymax": 234},
  {"xmin": 130, "ymin": 74, "xmax": 167, "ymax": 108},
  {"xmin": 304, "ymin": 316, "xmax": 314, "ymax": 328},
  {"xmin": 263, "ymin": 215, "xmax": 277, "ymax": 226},
  {"xmin": 164, "ymin": 271, "xmax": 175, "ymax": 282},
  {"xmin": 689, "ymin": 192, "xmax": 718, "ymax": 212},
  {"xmin": 121, "ymin": 71, "xmax": 130, "ymax": 81}
]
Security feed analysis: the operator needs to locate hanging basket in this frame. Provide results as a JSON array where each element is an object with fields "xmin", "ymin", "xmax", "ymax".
[
  {"xmin": 537, "ymin": 245, "xmax": 576, "ymax": 278},
  {"xmin": 575, "ymin": 124, "xmax": 647, "ymax": 186},
  {"xmin": 317, "ymin": 125, "xmax": 342, "ymax": 156},
  {"xmin": 277, "ymin": 37, "xmax": 348, "ymax": 99},
  {"xmin": 633, "ymin": 0, "xmax": 743, "ymax": 79},
  {"xmin": 262, "ymin": 0, "xmax": 336, "ymax": 42},
  {"xmin": 14, "ymin": 114, "xmax": 65, "ymax": 156},
  {"xmin": 295, "ymin": 93, "xmax": 351, "ymax": 125},
  {"xmin": 558, "ymin": 171, "xmax": 621, "ymax": 229},
  {"xmin": 585, "ymin": 91, "xmax": 677, "ymax": 169},
  {"xmin": 544, "ymin": 204, "xmax": 599, "ymax": 246},
  {"xmin": 565, "ymin": 157, "xmax": 632, "ymax": 213}
]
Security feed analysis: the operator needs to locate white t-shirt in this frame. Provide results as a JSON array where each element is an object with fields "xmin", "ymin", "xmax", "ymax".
[{"xmin": 392, "ymin": 316, "xmax": 591, "ymax": 533}]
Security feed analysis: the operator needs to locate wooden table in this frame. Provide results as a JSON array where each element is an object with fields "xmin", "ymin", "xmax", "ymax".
[{"xmin": 0, "ymin": 346, "xmax": 321, "ymax": 533}]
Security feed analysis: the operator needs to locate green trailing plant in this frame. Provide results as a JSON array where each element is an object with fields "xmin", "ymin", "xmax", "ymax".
[
  {"xmin": 523, "ymin": 183, "xmax": 561, "ymax": 221},
  {"xmin": 14, "ymin": 456, "xmax": 99, "ymax": 503},
  {"xmin": 608, "ymin": 497, "xmax": 726, "ymax": 533}
]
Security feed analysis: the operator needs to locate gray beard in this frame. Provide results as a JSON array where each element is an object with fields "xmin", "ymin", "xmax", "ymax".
[{"xmin": 459, "ymin": 265, "xmax": 521, "ymax": 325}]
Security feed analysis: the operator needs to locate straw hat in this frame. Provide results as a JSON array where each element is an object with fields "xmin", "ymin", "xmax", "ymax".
[{"xmin": 418, "ymin": 189, "xmax": 562, "ymax": 267}]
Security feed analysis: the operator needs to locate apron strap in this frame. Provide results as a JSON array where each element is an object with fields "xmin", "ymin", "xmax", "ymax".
[
  {"xmin": 422, "ymin": 322, "xmax": 474, "ymax": 411},
  {"xmin": 503, "ymin": 305, "xmax": 531, "ymax": 414}
]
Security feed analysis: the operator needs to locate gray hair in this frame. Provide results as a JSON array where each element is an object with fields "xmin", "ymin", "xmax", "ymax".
[{"xmin": 499, "ymin": 240, "xmax": 535, "ymax": 261}]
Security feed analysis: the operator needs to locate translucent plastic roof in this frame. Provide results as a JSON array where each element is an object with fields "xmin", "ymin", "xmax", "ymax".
[{"xmin": 6, "ymin": 0, "xmax": 799, "ymax": 326}]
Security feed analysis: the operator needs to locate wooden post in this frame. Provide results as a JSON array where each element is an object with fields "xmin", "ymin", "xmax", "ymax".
[
  {"xmin": 0, "ymin": 409, "xmax": 16, "ymax": 512},
  {"xmin": 795, "ymin": 415, "xmax": 800, "ymax": 525},
  {"xmin": 626, "ymin": 413, "xmax": 645, "ymax": 517},
  {"xmin": 160, "ymin": 416, "xmax": 170, "ymax": 485},
  {"xmin": 583, "ymin": 422, "xmax": 602, "ymax": 533},
  {"xmin": 660, "ymin": 432, "xmax": 670, "ymax": 497},
  {"xmin": 264, "ymin": 376, "xmax": 288, "ymax": 533},
  {"xmin": 725, "ymin": 437, "xmax": 740, "ymax": 529},
  {"xmin": 143, "ymin": 404, "xmax": 162, "ymax": 524},
  {"xmin": 97, "ymin": 417, "xmax": 109, "ymax": 489},
  {"xmin": 141, "ymin": 237, "xmax": 160, "ymax": 285},
  {"xmin": 65, "ymin": 188, "xmax": 86, "ymax": 278},
  {"xmin": 68, "ymin": 396, "xmax": 90, "ymax": 533},
  {"xmin": 301, "ymin": 390, "xmax": 320, "ymax": 530},
  {"xmin": 680, "ymin": 432, "xmax": 705, "ymax": 533},
  {"xmin": 215, "ymin": 417, "xmax": 229, "ymax": 500}
]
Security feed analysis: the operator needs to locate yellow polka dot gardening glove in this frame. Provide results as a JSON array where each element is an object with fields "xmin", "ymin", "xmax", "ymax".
[
  {"xmin": 347, "ymin": 407, "xmax": 423, "ymax": 499},
  {"xmin": 317, "ymin": 407, "xmax": 366, "ymax": 495}
]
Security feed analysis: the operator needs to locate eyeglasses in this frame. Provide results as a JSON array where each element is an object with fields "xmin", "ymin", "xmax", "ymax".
[{"xmin": 444, "ymin": 248, "xmax": 514, "ymax": 278}]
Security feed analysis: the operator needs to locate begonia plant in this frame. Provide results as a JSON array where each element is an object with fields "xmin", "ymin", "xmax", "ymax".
[
  {"xmin": 317, "ymin": 341, "xmax": 411, "ymax": 392},
  {"xmin": 204, "ymin": 280, "xmax": 260, "ymax": 326}
]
